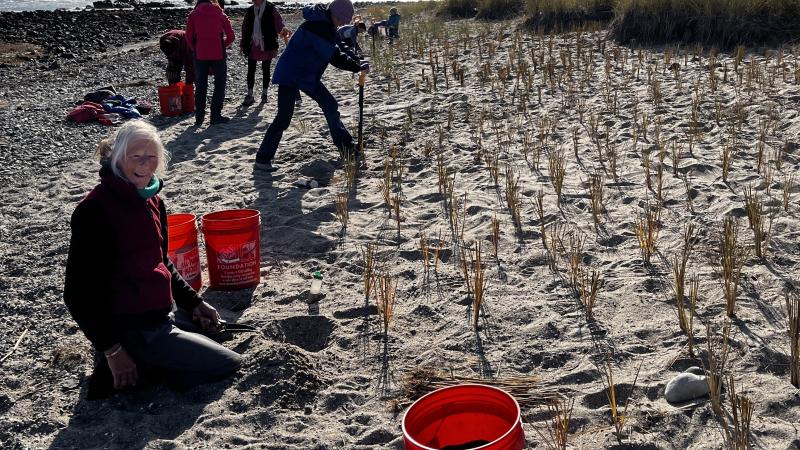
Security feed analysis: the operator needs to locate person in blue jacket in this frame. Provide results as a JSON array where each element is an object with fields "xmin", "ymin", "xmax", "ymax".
[{"xmin": 254, "ymin": 0, "xmax": 369, "ymax": 172}]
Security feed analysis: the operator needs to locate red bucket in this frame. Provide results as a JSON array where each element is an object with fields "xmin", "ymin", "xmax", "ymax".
[
  {"xmin": 166, "ymin": 213, "xmax": 202, "ymax": 291},
  {"xmin": 181, "ymin": 83, "xmax": 195, "ymax": 114},
  {"xmin": 158, "ymin": 82, "xmax": 183, "ymax": 116},
  {"xmin": 402, "ymin": 384, "xmax": 525, "ymax": 450},
  {"xmin": 201, "ymin": 209, "xmax": 261, "ymax": 290}
]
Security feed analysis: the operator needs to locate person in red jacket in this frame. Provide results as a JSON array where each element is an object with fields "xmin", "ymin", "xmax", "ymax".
[
  {"xmin": 185, "ymin": 0, "xmax": 235, "ymax": 126},
  {"xmin": 159, "ymin": 29, "xmax": 195, "ymax": 85},
  {"xmin": 64, "ymin": 120, "xmax": 241, "ymax": 399}
]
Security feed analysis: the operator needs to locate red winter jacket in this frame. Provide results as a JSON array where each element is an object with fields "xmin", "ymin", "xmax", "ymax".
[{"xmin": 186, "ymin": 2, "xmax": 235, "ymax": 61}]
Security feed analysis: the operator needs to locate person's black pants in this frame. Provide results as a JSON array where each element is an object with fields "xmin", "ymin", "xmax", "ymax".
[{"xmin": 247, "ymin": 58, "xmax": 271, "ymax": 92}]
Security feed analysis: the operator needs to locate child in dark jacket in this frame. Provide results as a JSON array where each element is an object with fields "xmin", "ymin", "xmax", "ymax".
[
  {"xmin": 337, "ymin": 20, "xmax": 366, "ymax": 55},
  {"xmin": 254, "ymin": 0, "xmax": 368, "ymax": 171},
  {"xmin": 240, "ymin": 0, "xmax": 291, "ymax": 105},
  {"xmin": 159, "ymin": 29, "xmax": 195, "ymax": 85}
]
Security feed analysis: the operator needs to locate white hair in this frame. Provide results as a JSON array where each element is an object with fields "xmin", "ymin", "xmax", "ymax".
[{"xmin": 97, "ymin": 120, "xmax": 169, "ymax": 180}]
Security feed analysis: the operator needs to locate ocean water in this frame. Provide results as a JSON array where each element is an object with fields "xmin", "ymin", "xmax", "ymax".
[{"xmin": 0, "ymin": 0, "xmax": 167, "ymax": 12}]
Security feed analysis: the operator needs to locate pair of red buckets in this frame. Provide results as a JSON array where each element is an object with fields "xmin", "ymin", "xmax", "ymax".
[
  {"xmin": 402, "ymin": 384, "xmax": 525, "ymax": 450},
  {"xmin": 167, "ymin": 209, "xmax": 261, "ymax": 291},
  {"xmin": 158, "ymin": 81, "xmax": 195, "ymax": 117}
]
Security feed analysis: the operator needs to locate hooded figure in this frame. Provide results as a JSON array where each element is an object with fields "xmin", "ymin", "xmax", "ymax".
[{"xmin": 254, "ymin": 0, "xmax": 369, "ymax": 172}]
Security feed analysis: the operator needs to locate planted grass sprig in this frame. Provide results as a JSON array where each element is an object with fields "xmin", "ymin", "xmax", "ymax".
[
  {"xmin": 720, "ymin": 217, "xmax": 747, "ymax": 317},
  {"xmin": 376, "ymin": 274, "xmax": 396, "ymax": 342},
  {"xmin": 742, "ymin": 186, "xmax": 771, "ymax": 259},
  {"xmin": 361, "ymin": 243, "xmax": 378, "ymax": 302},
  {"xmin": 505, "ymin": 164, "xmax": 523, "ymax": 232},
  {"xmin": 634, "ymin": 204, "xmax": 660, "ymax": 264},
  {"xmin": 534, "ymin": 397, "xmax": 574, "ymax": 450},
  {"xmin": 673, "ymin": 223, "xmax": 696, "ymax": 332},
  {"xmin": 548, "ymin": 148, "xmax": 567, "ymax": 207},
  {"xmin": 580, "ymin": 268, "xmax": 600, "ymax": 321},
  {"xmin": 704, "ymin": 320, "xmax": 731, "ymax": 417},
  {"xmin": 602, "ymin": 358, "xmax": 643, "ymax": 443},
  {"xmin": 471, "ymin": 241, "xmax": 486, "ymax": 330},
  {"xmin": 727, "ymin": 377, "xmax": 753, "ymax": 450}
]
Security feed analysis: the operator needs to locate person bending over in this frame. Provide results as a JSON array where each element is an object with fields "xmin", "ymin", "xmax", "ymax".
[
  {"xmin": 64, "ymin": 120, "xmax": 241, "ymax": 399},
  {"xmin": 186, "ymin": 0, "xmax": 235, "ymax": 126},
  {"xmin": 337, "ymin": 20, "xmax": 366, "ymax": 55},
  {"xmin": 254, "ymin": 0, "xmax": 368, "ymax": 172},
  {"xmin": 159, "ymin": 29, "xmax": 195, "ymax": 86}
]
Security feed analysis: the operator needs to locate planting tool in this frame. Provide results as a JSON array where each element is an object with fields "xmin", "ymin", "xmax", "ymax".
[
  {"xmin": 218, "ymin": 320, "xmax": 258, "ymax": 333},
  {"xmin": 358, "ymin": 70, "xmax": 367, "ymax": 155}
]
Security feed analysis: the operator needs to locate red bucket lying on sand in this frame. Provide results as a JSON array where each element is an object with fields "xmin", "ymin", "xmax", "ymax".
[
  {"xmin": 158, "ymin": 83, "xmax": 183, "ymax": 116},
  {"xmin": 201, "ymin": 209, "xmax": 261, "ymax": 291},
  {"xmin": 402, "ymin": 384, "xmax": 525, "ymax": 450},
  {"xmin": 166, "ymin": 213, "xmax": 202, "ymax": 291}
]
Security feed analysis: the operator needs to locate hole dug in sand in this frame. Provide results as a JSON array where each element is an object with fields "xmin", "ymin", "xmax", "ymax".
[{"xmin": 264, "ymin": 315, "xmax": 337, "ymax": 353}]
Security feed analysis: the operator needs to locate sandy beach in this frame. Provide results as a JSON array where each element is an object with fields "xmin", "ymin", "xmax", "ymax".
[{"xmin": 1, "ymin": 3, "xmax": 799, "ymax": 449}]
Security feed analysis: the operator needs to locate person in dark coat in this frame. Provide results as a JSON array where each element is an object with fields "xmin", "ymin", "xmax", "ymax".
[
  {"xmin": 254, "ymin": 0, "xmax": 368, "ymax": 172},
  {"xmin": 159, "ymin": 29, "xmax": 195, "ymax": 85},
  {"xmin": 64, "ymin": 121, "xmax": 241, "ymax": 399}
]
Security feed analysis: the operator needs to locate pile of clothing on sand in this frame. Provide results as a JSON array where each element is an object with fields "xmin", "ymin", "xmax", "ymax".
[{"xmin": 66, "ymin": 86, "xmax": 152, "ymax": 126}]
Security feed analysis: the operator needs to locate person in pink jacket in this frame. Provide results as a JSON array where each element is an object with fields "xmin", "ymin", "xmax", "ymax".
[{"xmin": 186, "ymin": 0, "xmax": 235, "ymax": 126}]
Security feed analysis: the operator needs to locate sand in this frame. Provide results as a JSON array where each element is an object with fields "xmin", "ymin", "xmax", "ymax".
[{"xmin": 1, "ymin": 7, "xmax": 800, "ymax": 450}]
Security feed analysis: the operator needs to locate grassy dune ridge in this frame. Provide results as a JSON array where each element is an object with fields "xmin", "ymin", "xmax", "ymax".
[{"xmin": 432, "ymin": 0, "xmax": 800, "ymax": 46}]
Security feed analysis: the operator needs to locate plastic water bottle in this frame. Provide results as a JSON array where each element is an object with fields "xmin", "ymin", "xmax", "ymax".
[
  {"xmin": 294, "ymin": 177, "xmax": 319, "ymax": 189},
  {"xmin": 309, "ymin": 271, "xmax": 323, "ymax": 299}
]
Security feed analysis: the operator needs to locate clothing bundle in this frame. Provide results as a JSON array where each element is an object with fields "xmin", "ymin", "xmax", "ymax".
[{"xmin": 66, "ymin": 88, "xmax": 151, "ymax": 126}]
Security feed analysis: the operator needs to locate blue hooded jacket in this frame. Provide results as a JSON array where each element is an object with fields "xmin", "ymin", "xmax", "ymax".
[{"xmin": 272, "ymin": 4, "xmax": 363, "ymax": 91}]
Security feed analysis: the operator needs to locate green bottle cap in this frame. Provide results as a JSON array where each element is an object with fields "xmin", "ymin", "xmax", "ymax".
[{"xmin": 313, "ymin": 271, "xmax": 323, "ymax": 280}]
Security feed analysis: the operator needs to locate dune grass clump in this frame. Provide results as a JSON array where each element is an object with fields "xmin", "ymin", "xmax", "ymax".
[
  {"xmin": 476, "ymin": 0, "xmax": 526, "ymax": 21},
  {"xmin": 523, "ymin": 0, "xmax": 614, "ymax": 33},
  {"xmin": 437, "ymin": 0, "xmax": 480, "ymax": 19},
  {"xmin": 612, "ymin": 0, "xmax": 800, "ymax": 48}
]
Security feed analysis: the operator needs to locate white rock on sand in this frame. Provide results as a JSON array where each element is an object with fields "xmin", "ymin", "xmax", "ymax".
[{"xmin": 665, "ymin": 367, "xmax": 709, "ymax": 403}]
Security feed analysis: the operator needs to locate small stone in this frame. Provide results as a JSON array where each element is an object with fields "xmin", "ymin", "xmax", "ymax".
[{"xmin": 665, "ymin": 367, "xmax": 710, "ymax": 403}]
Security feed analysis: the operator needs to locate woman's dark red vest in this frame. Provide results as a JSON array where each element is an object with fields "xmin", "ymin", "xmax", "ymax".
[{"xmin": 82, "ymin": 173, "xmax": 173, "ymax": 316}]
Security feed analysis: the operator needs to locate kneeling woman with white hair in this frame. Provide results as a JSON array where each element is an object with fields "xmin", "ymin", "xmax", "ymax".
[{"xmin": 64, "ymin": 120, "xmax": 241, "ymax": 399}]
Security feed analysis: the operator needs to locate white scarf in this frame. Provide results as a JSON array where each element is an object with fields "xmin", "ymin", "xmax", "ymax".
[{"xmin": 252, "ymin": 3, "xmax": 266, "ymax": 51}]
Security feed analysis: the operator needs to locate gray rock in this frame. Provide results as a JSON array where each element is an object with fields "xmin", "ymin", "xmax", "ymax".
[{"xmin": 665, "ymin": 366, "xmax": 710, "ymax": 403}]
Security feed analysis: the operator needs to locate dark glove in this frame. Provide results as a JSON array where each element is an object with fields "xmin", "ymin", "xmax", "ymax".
[{"xmin": 359, "ymin": 62, "xmax": 370, "ymax": 72}]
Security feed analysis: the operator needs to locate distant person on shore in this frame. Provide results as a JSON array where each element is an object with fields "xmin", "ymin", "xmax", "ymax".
[
  {"xmin": 64, "ymin": 121, "xmax": 241, "ymax": 399},
  {"xmin": 367, "ymin": 7, "xmax": 400, "ymax": 40},
  {"xmin": 254, "ymin": 0, "xmax": 368, "ymax": 172},
  {"xmin": 159, "ymin": 29, "xmax": 195, "ymax": 86},
  {"xmin": 186, "ymin": 0, "xmax": 235, "ymax": 126},
  {"xmin": 337, "ymin": 18, "xmax": 366, "ymax": 55},
  {"xmin": 240, "ymin": 0, "xmax": 291, "ymax": 106}
]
